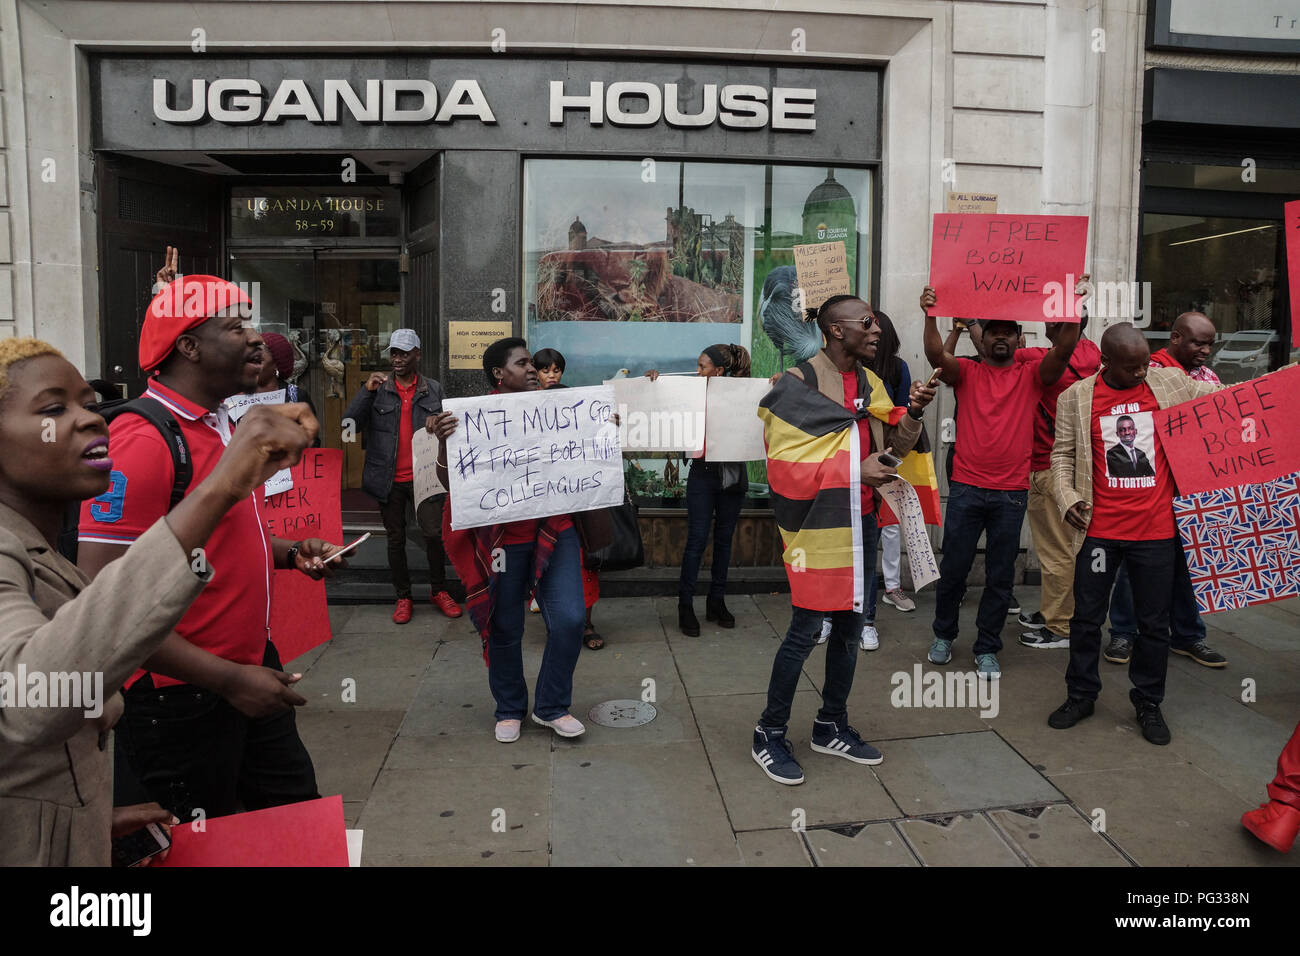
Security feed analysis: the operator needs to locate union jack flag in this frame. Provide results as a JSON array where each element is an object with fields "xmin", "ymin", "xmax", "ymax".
[{"xmin": 1174, "ymin": 471, "xmax": 1300, "ymax": 613}]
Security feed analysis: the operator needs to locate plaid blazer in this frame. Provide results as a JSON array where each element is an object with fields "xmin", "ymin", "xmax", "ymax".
[{"xmin": 1049, "ymin": 367, "xmax": 1221, "ymax": 548}]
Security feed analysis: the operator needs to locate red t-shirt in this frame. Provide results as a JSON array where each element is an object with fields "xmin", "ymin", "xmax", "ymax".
[
  {"xmin": 1087, "ymin": 378, "xmax": 1177, "ymax": 540},
  {"xmin": 841, "ymin": 370, "xmax": 878, "ymax": 513},
  {"xmin": 951, "ymin": 357, "xmax": 1044, "ymax": 491},
  {"xmin": 393, "ymin": 378, "xmax": 417, "ymax": 483},
  {"xmin": 78, "ymin": 380, "xmax": 273, "ymax": 688},
  {"xmin": 1016, "ymin": 338, "xmax": 1102, "ymax": 471}
]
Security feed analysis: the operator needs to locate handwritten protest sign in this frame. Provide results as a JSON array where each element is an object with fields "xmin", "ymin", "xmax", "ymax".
[
  {"xmin": 443, "ymin": 386, "xmax": 623, "ymax": 530},
  {"xmin": 878, "ymin": 478, "xmax": 940, "ymax": 590},
  {"xmin": 258, "ymin": 449, "xmax": 342, "ymax": 663},
  {"xmin": 1287, "ymin": 200, "xmax": 1300, "ymax": 348},
  {"xmin": 605, "ymin": 374, "xmax": 707, "ymax": 452},
  {"xmin": 927, "ymin": 214, "xmax": 1088, "ymax": 323},
  {"xmin": 226, "ymin": 389, "xmax": 293, "ymax": 495},
  {"xmin": 793, "ymin": 241, "xmax": 851, "ymax": 311},
  {"xmin": 705, "ymin": 376, "xmax": 772, "ymax": 461},
  {"xmin": 411, "ymin": 429, "xmax": 446, "ymax": 506},
  {"xmin": 158, "ymin": 795, "xmax": 349, "ymax": 867},
  {"xmin": 1153, "ymin": 365, "xmax": 1300, "ymax": 496}
]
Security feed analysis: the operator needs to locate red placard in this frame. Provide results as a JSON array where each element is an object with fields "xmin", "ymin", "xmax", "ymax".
[
  {"xmin": 1286, "ymin": 200, "xmax": 1300, "ymax": 349},
  {"xmin": 1153, "ymin": 364, "xmax": 1300, "ymax": 495},
  {"xmin": 927, "ymin": 214, "xmax": 1088, "ymax": 323},
  {"xmin": 157, "ymin": 795, "xmax": 348, "ymax": 867},
  {"xmin": 257, "ymin": 449, "xmax": 343, "ymax": 664}
]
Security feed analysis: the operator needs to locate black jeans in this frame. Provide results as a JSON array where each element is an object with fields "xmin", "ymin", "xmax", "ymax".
[
  {"xmin": 1067, "ymin": 536, "xmax": 1177, "ymax": 706},
  {"xmin": 379, "ymin": 483, "xmax": 446, "ymax": 598},
  {"xmin": 114, "ymin": 642, "xmax": 320, "ymax": 821},
  {"xmin": 679, "ymin": 461, "xmax": 745, "ymax": 604},
  {"xmin": 1107, "ymin": 547, "xmax": 1207, "ymax": 649},
  {"xmin": 761, "ymin": 515, "xmax": 878, "ymax": 732},
  {"xmin": 932, "ymin": 480, "xmax": 1028, "ymax": 655}
]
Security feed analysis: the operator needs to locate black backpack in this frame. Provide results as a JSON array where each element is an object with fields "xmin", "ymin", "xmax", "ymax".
[{"xmin": 57, "ymin": 389, "xmax": 194, "ymax": 563}]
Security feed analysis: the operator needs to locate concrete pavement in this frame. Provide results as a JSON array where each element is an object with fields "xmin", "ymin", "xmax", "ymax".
[{"xmin": 287, "ymin": 589, "xmax": 1300, "ymax": 866}]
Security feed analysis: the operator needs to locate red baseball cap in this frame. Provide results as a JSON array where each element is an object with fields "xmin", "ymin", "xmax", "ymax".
[{"xmin": 140, "ymin": 275, "xmax": 253, "ymax": 372}]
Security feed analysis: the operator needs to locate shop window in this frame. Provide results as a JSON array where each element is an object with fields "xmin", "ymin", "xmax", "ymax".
[{"xmin": 522, "ymin": 158, "xmax": 873, "ymax": 495}]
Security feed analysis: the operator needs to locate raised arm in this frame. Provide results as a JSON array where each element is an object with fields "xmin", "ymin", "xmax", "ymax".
[
  {"xmin": 921, "ymin": 286, "xmax": 962, "ymax": 386},
  {"xmin": 1038, "ymin": 321, "xmax": 1081, "ymax": 387}
]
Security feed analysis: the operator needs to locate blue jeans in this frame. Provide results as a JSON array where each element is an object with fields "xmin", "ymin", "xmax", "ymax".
[
  {"xmin": 1108, "ymin": 545, "xmax": 1206, "ymax": 649},
  {"xmin": 487, "ymin": 527, "xmax": 586, "ymax": 721},
  {"xmin": 762, "ymin": 516, "xmax": 877, "ymax": 731},
  {"xmin": 679, "ymin": 460, "xmax": 745, "ymax": 604},
  {"xmin": 933, "ymin": 480, "xmax": 1028, "ymax": 655}
]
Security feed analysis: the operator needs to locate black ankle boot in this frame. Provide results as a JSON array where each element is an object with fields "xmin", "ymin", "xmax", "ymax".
[
  {"xmin": 678, "ymin": 603, "xmax": 701, "ymax": 637},
  {"xmin": 706, "ymin": 597, "xmax": 735, "ymax": 628}
]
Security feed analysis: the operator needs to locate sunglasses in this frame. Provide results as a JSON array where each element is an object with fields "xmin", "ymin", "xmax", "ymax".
[{"xmin": 836, "ymin": 315, "xmax": 878, "ymax": 330}]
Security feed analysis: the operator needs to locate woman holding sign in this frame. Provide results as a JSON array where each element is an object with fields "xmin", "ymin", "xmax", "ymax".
[
  {"xmin": 430, "ymin": 338, "xmax": 591, "ymax": 743},
  {"xmin": 645, "ymin": 343, "xmax": 752, "ymax": 637}
]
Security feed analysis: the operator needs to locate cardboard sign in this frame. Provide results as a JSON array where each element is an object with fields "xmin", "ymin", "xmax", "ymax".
[
  {"xmin": 793, "ymin": 241, "xmax": 851, "ymax": 311},
  {"xmin": 258, "ymin": 449, "xmax": 343, "ymax": 664},
  {"xmin": 448, "ymin": 320, "xmax": 513, "ymax": 369},
  {"xmin": 1286, "ymin": 200, "xmax": 1300, "ymax": 349},
  {"xmin": 945, "ymin": 191, "xmax": 998, "ymax": 214},
  {"xmin": 225, "ymin": 389, "xmax": 292, "ymax": 495},
  {"xmin": 927, "ymin": 214, "xmax": 1088, "ymax": 323},
  {"xmin": 605, "ymin": 374, "xmax": 707, "ymax": 452},
  {"xmin": 157, "ymin": 795, "xmax": 349, "ymax": 867},
  {"xmin": 1153, "ymin": 365, "xmax": 1300, "ymax": 496},
  {"xmin": 704, "ymin": 376, "xmax": 772, "ymax": 462},
  {"xmin": 878, "ymin": 478, "xmax": 940, "ymax": 589},
  {"xmin": 443, "ymin": 386, "xmax": 623, "ymax": 530},
  {"xmin": 411, "ymin": 428, "xmax": 446, "ymax": 506}
]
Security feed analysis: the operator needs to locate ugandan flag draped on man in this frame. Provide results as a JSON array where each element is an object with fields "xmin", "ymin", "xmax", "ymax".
[{"xmin": 758, "ymin": 360, "xmax": 913, "ymax": 614}]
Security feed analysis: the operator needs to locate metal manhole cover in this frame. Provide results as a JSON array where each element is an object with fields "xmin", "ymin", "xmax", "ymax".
[{"xmin": 588, "ymin": 699, "xmax": 657, "ymax": 727}]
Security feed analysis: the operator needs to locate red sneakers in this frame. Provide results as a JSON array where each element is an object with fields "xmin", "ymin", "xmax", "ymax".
[
  {"xmin": 392, "ymin": 598, "xmax": 413, "ymax": 625},
  {"xmin": 1242, "ymin": 800, "xmax": 1300, "ymax": 852},
  {"xmin": 432, "ymin": 590, "xmax": 463, "ymax": 618}
]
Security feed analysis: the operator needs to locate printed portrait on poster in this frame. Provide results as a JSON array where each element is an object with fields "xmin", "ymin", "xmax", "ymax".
[{"xmin": 1101, "ymin": 407, "xmax": 1157, "ymax": 486}]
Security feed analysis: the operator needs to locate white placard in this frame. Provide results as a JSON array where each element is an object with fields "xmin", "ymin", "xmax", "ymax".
[
  {"xmin": 443, "ymin": 385, "xmax": 624, "ymax": 530},
  {"xmin": 604, "ymin": 375, "xmax": 707, "ymax": 452},
  {"xmin": 225, "ymin": 388, "xmax": 286, "ymax": 422},
  {"xmin": 346, "ymin": 829, "xmax": 363, "ymax": 868},
  {"xmin": 703, "ymin": 377, "xmax": 772, "ymax": 461},
  {"xmin": 411, "ymin": 428, "xmax": 446, "ymax": 505},
  {"xmin": 878, "ymin": 478, "xmax": 940, "ymax": 590},
  {"xmin": 225, "ymin": 389, "xmax": 293, "ymax": 497}
]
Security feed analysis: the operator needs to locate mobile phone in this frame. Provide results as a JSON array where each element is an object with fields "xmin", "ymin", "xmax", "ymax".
[
  {"xmin": 878, "ymin": 452, "xmax": 903, "ymax": 468},
  {"xmin": 111, "ymin": 822, "xmax": 171, "ymax": 868},
  {"xmin": 926, "ymin": 368, "xmax": 944, "ymax": 388},
  {"xmin": 326, "ymin": 532, "xmax": 372, "ymax": 564}
]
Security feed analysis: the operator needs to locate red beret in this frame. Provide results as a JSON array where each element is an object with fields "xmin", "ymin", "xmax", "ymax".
[{"xmin": 140, "ymin": 275, "xmax": 252, "ymax": 372}]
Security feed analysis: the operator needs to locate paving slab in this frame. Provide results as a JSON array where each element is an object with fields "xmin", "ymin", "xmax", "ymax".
[
  {"xmin": 1047, "ymin": 762, "xmax": 1300, "ymax": 867},
  {"xmin": 293, "ymin": 639, "xmax": 431, "ymax": 712},
  {"xmin": 294, "ymin": 708, "xmax": 403, "ymax": 803},
  {"xmin": 803, "ymin": 821, "xmax": 919, "ymax": 866},
  {"xmin": 898, "ymin": 812, "xmax": 1024, "ymax": 866},
  {"xmin": 386, "ymin": 727, "xmax": 553, "ymax": 770},
  {"xmin": 735, "ymin": 829, "xmax": 812, "ymax": 866},
  {"xmin": 987, "ymin": 804, "xmax": 1131, "ymax": 866},
  {"xmin": 839, "ymin": 658, "xmax": 993, "ymax": 741},
  {"xmin": 670, "ymin": 629, "xmax": 816, "ymax": 698},
  {"xmin": 359, "ymin": 764, "xmax": 550, "ymax": 865},
  {"xmin": 691, "ymin": 691, "xmax": 902, "ymax": 831},
  {"xmin": 873, "ymin": 731, "xmax": 1063, "ymax": 815},
  {"xmin": 551, "ymin": 740, "xmax": 741, "ymax": 866}
]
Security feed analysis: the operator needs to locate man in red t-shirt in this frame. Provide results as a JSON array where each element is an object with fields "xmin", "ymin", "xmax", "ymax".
[
  {"xmin": 78, "ymin": 275, "xmax": 348, "ymax": 821},
  {"xmin": 1014, "ymin": 307, "xmax": 1102, "ymax": 649},
  {"xmin": 1046, "ymin": 324, "xmax": 1219, "ymax": 745},
  {"xmin": 921, "ymin": 286, "xmax": 1080, "ymax": 680}
]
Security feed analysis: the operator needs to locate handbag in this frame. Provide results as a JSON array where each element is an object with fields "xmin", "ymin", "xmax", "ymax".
[{"xmin": 581, "ymin": 494, "xmax": 645, "ymax": 572}]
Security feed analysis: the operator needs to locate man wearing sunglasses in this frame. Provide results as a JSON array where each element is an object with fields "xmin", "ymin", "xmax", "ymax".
[{"xmin": 921, "ymin": 287, "xmax": 1080, "ymax": 681}]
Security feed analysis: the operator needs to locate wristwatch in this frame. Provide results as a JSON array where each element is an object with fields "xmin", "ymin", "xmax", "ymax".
[{"xmin": 286, "ymin": 540, "xmax": 304, "ymax": 569}]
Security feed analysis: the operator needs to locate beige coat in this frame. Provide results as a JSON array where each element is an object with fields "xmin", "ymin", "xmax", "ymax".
[
  {"xmin": 1049, "ymin": 367, "xmax": 1221, "ymax": 550},
  {"xmin": 785, "ymin": 349, "xmax": 924, "ymax": 463},
  {"xmin": 0, "ymin": 502, "xmax": 208, "ymax": 866}
]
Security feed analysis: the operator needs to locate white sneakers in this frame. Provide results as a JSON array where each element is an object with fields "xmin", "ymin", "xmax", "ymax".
[
  {"xmin": 817, "ymin": 618, "xmax": 880, "ymax": 650},
  {"xmin": 495, "ymin": 719, "xmax": 521, "ymax": 743},
  {"xmin": 860, "ymin": 624, "xmax": 879, "ymax": 651}
]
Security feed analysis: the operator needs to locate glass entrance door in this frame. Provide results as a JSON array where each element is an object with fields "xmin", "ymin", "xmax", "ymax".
[{"xmin": 230, "ymin": 250, "xmax": 402, "ymax": 507}]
